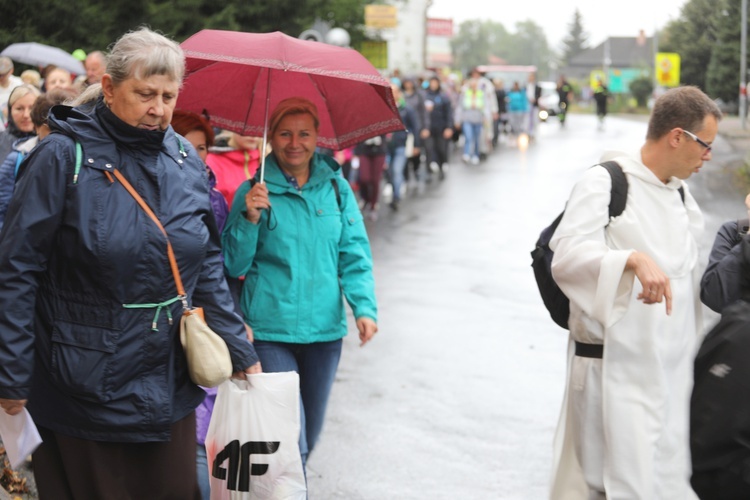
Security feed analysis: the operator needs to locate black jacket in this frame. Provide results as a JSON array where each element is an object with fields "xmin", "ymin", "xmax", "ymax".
[
  {"xmin": 0, "ymin": 99, "xmax": 258, "ymax": 442},
  {"xmin": 700, "ymin": 220, "xmax": 748, "ymax": 313},
  {"xmin": 424, "ymin": 87, "xmax": 453, "ymax": 132}
]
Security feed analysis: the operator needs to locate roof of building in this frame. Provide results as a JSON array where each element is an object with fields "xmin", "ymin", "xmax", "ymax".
[{"xmin": 567, "ymin": 35, "xmax": 654, "ymax": 69}]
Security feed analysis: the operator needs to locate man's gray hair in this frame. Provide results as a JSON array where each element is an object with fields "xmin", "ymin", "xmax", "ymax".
[{"xmin": 106, "ymin": 27, "xmax": 185, "ymax": 86}]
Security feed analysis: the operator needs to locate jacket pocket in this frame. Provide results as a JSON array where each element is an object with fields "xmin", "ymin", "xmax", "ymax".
[
  {"xmin": 315, "ymin": 205, "xmax": 343, "ymax": 242},
  {"xmin": 50, "ymin": 319, "xmax": 120, "ymax": 403}
]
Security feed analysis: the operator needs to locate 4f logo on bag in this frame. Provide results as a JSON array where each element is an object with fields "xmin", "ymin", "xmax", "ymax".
[{"xmin": 213, "ymin": 440, "xmax": 281, "ymax": 492}]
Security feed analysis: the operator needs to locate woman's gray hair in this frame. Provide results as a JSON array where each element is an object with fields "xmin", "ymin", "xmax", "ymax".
[{"xmin": 106, "ymin": 27, "xmax": 185, "ymax": 86}]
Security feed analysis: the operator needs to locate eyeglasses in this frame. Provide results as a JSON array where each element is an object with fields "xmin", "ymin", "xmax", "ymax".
[{"xmin": 681, "ymin": 129, "xmax": 712, "ymax": 153}]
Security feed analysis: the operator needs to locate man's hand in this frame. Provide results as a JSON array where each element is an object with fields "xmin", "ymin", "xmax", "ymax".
[{"xmin": 627, "ymin": 251, "xmax": 672, "ymax": 315}]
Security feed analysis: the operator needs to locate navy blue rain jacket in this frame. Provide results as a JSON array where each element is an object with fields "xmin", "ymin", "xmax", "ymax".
[
  {"xmin": 0, "ymin": 99, "xmax": 258, "ymax": 442},
  {"xmin": 424, "ymin": 87, "xmax": 454, "ymax": 133}
]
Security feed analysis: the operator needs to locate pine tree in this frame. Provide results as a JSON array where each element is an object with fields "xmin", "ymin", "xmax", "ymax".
[{"xmin": 561, "ymin": 9, "xmax": 589, "ymax": 65}]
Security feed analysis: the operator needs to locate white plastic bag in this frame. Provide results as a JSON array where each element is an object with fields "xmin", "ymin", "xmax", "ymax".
[{"xmin": 206, "ymin": 373, "xmax": 306, "ymax": 500}]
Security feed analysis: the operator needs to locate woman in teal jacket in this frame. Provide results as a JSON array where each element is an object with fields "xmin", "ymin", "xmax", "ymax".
[{"xmin": 222, "ymin": 97, "xmax": 378, "ymax": 468}]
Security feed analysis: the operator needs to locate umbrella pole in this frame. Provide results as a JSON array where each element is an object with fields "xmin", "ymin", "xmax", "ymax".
[{"xmin": 259, "ymin": 70, "xmax": 272, "ymax": 184}]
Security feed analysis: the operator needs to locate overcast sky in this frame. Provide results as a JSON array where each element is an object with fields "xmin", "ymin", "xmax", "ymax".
[{"xmin": 427, "ymin": 0, "xmax": 688, "ymax": 50}]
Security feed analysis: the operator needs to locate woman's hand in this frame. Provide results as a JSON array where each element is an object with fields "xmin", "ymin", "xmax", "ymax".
[
  {"xmin": 745, "ymin": 193, "xmax": 750, "ymax": 221},
  {"xmin": 244, "ymin": 362, "xmax": 262, "ymax": 374},
  {"xmin": 626, "ymin": 251, "xmax": 672, "ymax": 315},
  {"xmin": 230, "ymin": 325, "xmax": 262, "ymax": 377},
  {"xmin": 231, "ymin": 361, "xmax": 262, "ymax": 380},
  {"xmin": 244, "ymin": 182, "xmax": 270, "ymax": 224},
  {"xmin": 0, "ymin": 398, "xmax": 27, "ymax": 416},
  {"xmin": 356, "ymin": 317, "xmax": 378, "ymax": 347}
]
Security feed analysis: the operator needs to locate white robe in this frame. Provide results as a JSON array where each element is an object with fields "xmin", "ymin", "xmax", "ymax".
[{"xmin": 548, "ymin": 151, "xmax": 704, "ymax": 500}]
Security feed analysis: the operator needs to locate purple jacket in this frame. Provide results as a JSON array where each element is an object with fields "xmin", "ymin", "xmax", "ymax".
[
  {"xmin": 208, "ymin": 166, "xmax": 229, "ymax": 233},
  {"xmin": 196, "ymin": 387, "xmax": 217, "ymax": 445},
  {"xmin": 196, "ymin": 167, "xmax": 230, "ymax": 445}
]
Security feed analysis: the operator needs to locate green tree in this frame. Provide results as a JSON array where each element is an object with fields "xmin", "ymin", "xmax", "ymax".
[
  {"xmin": 0, "ymin": 0, "xmax": 367, "ymax": 57},
  {"xmin": 629, "ymin": 76, "xmax": 653, "ymax": 107},
  {"xmin": 561, "ymin": 9, "xmax": 588, "ymax": 65},
  {"xmin": 504, "ymin": 20, "xmax": 553, "ymax": 79},
  {"xmin": 451, "ymin": 20, "xmax": 510, "ymax": 75},
  {"xmin": 705, "ymin": 0, "xmax": 750, "ymax": 103},
  {"xmin": 659, "ymin": 0, "xmax": 716, "ymax": 92}
]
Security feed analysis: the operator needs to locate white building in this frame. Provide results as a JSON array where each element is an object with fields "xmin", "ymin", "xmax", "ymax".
[{"xmin": 367, "ymin": 0, "xmax": 431, "ymax": 75}]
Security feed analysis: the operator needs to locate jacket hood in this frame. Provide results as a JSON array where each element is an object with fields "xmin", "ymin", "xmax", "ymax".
[
  {"xmin": 11, "ymin": 135, "xmax": 38, "ymax": 154},
  {"xmin": 261, "ymin": 152, "xmax": 341, "ymax": 194}
]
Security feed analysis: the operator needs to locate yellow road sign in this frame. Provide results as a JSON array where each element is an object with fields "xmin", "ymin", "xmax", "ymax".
[
  {"xmin": 365, "ymin": 5, "xmax": 398, "ymax": 29},
  {"xmin": 655, "ymin": 53, "xmax": 680, "ymax": 87}
]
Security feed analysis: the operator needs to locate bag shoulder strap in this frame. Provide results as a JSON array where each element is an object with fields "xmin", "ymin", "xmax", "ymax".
[
  {"xmin": 111, "ymin": 168, "xmax": 186, "ymax": 299},
  {"xmin": 598, "ymin": 160, "xmax": 628, "ymax": 219}
]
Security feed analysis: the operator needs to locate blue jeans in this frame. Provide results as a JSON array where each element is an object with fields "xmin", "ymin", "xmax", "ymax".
[
  {"xmin": 253, "ymin": 339, "xmax": 343, "ymax": 466},
  {"xmin": 387, "ymin": 146, "xmax": 406, "ymax": 202},
  {"xmin": 196, "ymin": 444, "xmax": 210, "ymax": 500},
  {"xmin": 462, "ymin": 121, "xmax": 482, "ymax": 158}
]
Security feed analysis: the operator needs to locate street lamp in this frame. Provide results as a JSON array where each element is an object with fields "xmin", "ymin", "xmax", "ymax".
[
  {"xmin": 325, "ymin": 28, "xmax": 351, "ymax": 48},
  {"xmin": 741, "ymin": 0, "xmax": 747, "ymax": 129}
]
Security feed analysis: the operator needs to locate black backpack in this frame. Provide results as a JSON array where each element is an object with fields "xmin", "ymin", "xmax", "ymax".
[
  {"xmin": 530, "ymin": 161, "xmax": 627, "ymax": 329},
  {"xmin": 690, "ymin": 299, "xmax": 750, "ymax": 499}
]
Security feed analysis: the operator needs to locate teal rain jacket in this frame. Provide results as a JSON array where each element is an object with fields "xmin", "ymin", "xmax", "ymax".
[{"xmin": 222, "ymin": 152, "xmax": 377, "ymax": 344}]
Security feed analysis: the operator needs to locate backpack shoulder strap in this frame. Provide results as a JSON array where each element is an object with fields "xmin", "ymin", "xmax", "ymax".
[
  {"xmin": 738, "ymin": 218, "xmax": 749, "ymax": 237},
  {"xmin": 599, "ymin": 160, "xmax": 628, "ymax": 218},
  {"xmin": 14, "ymin": 152, "xmax": 24, "ymax": 178},
  {"xmin": 331, "ymin": 178, "xmax": 341, "ymax": 209}
]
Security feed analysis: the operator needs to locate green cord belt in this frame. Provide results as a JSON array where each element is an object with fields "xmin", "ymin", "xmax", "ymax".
[{"xmin": 123, "ymin": 294, "xmax": 183, "ymax": 331}]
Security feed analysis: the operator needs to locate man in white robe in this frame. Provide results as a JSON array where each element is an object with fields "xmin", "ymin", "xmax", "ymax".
[{"xmin": 548, "ymin": 86, "xmax": 722, "ymax": 500}]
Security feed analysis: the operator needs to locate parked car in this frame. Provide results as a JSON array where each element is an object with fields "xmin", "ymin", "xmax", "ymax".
[{"xmin": 537, "ymin": 81, "xmax": 560, "ymax": 121}]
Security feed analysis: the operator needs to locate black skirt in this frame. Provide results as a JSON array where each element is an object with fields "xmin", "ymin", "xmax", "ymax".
[{"xmin": 33, "ymin": 412, "xmax": 201, "ymax": 500}]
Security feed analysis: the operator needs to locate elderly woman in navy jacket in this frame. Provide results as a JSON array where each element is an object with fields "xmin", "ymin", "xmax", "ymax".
[{"xmin": 0, "ymin": 28, "xmax": 260, "ymax": 499}]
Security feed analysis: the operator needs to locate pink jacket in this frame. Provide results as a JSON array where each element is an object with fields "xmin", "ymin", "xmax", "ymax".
[{"xmin": 206, "ymin": 148, "xmax": 260, "ymax": 208}]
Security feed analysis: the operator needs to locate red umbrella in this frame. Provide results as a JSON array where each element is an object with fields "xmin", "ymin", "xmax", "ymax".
[{"xmin": 178, "ymin": 30, "xmax": 404, "ymax": 181}]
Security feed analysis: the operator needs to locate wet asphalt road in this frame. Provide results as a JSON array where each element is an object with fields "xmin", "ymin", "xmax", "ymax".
[{"xmin": 305, "ymin": 112, "xmax": 747, "ymax": 500}]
